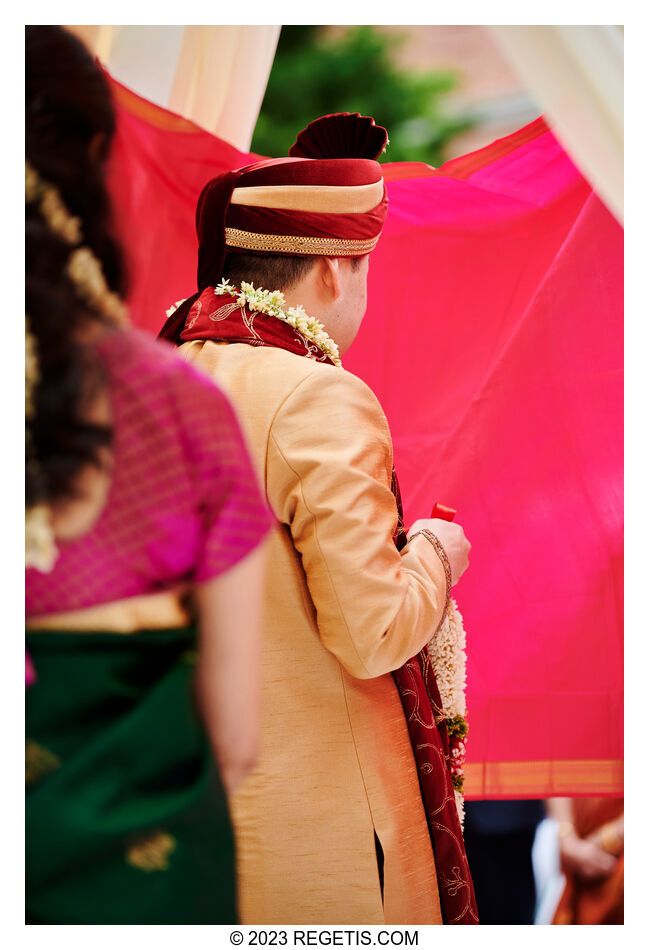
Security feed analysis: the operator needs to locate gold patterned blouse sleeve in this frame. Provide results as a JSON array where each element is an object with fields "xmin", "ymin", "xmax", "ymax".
[{"xmin": 266, "ymin": 365, "xmax": 447, "ymax": 679}]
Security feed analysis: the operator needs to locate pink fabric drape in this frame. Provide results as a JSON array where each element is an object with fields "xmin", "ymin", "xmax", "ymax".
[{"xmin": 106, "ymin": 77, "xmax": 623, "ymax": 798}]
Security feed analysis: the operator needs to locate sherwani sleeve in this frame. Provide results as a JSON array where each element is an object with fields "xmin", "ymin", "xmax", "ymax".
[{"xmin": 266, "ymin": 365, "xmax": 448, "ymax": 680}]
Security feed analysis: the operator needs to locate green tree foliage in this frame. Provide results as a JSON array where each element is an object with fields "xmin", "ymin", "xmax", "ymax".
[{"xmin": 252, "ymin": 25, "xmax": 474, "ymax": 166}]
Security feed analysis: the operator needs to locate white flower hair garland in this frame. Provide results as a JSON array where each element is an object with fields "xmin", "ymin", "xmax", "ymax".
[{"xmin": 25, "ymin": 160, "xmax": 128, "ymax": 573}]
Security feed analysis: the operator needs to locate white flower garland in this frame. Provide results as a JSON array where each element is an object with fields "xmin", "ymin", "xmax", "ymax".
[
  {"xmin": 167, "ymin": 281, "xmax": 342, "ymax": 366},
  {"xmin": 214, "ymin": 279, "xmax": 342, "ymax": 367},
  {"xmin": 166, "ymin": 299, "xmax": 187, "ymax": 318},
  {"xmin": 427, "ymin": 597, "xmax": 469, "ymax": 828}
]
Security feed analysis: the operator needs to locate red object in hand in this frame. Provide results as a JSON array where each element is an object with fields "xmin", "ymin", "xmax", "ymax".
[{"xmin": 430, "ymin": 503, "xmax": 456, "ymax": 522}]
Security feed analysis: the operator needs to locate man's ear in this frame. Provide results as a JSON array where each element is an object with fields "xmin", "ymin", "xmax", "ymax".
[{"xmin": 318, "ymin": 257, "xmax": 343, "ymax": 302}]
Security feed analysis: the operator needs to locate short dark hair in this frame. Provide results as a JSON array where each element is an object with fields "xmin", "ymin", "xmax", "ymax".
[
  {"xmin": 221, "ymin": 253, "xmax": 315, "ymax": 291},
  {"xmin": 220, "ymin": 252, "xmax": 364, "ymax": 292}
]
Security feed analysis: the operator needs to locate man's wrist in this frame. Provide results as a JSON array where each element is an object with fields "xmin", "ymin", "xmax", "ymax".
[{"xmin": 408, "ymin": 528, "xmax": 452, "ymax": 621}]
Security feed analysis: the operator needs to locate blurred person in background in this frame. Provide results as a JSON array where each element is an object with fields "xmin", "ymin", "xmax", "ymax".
[
  {"xmin": 548, "ymin": 798, "xmax": 623, "ymax": 925},
  {"xmin": 160, "ymin": 114, "xmax": 477, "ymax": 925},
  {"xmin": 462, "ymin": 799, "xmax": 545, "ymax": 924},
  {"xmin": 25, "ymin": 25, "xmax": 270, "ymax": 924}
]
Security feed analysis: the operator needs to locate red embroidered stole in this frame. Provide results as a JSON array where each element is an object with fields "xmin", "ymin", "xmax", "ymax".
[{"xmin": 180, "ymin": 288, "xmax": 334, "ymax": 364}]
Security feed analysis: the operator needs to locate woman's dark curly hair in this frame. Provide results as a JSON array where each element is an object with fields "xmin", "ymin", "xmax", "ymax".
[{"xmin": 26, "ymin": 26, "xmax": 127, "ymax": 508}]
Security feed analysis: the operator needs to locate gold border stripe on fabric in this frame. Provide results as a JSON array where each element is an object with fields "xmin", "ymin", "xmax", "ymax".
[
  {"xmin": 108, "ymin": 76, "xmax": 203, "ymax": 135},
  {"xmin": 26, "ymin": 588, "xmax": 192, "ymax": 634},
  {"xmin": 464, "ymin": 759, "xmax": 623, "ymax": 798},
  {"xmin": 381, "ymin": 117, "xmax": 550, "ymax": 183},
  {"xmin": 229, "ymin": 180, "xmax": 385, "ymax": 214},
  {"xmin": 224, "ymin": 228, "xmax": 379, "ymax": 256}
]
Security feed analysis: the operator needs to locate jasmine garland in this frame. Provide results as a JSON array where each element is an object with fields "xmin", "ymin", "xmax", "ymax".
[
  {"xmin": 214, "ymin": 280, "xmax": 342, "ymax": 367},
  {"xmin": 428, "ymin": 596, "xmax": 469, "ymax": 827}
]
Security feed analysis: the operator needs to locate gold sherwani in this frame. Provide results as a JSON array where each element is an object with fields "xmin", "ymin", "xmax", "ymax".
[{"xmin": 180, "ymin": 341, "xmax": 447, "ymax": 925}]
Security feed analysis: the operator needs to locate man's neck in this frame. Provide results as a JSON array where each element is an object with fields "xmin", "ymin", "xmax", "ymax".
[{"xmin": 281, "ymin": 279, "xmax": 321, "ymax": 320}]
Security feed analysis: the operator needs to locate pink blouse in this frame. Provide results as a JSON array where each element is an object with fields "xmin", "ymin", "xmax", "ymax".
[{"xmin": 26, "ymin": 329, "xmax": 271, "ymax": 616}]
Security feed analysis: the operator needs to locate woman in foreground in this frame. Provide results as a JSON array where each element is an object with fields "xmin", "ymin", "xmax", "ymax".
[{"xmin": 25, "ymin": 26, "xmax": 270, "ymax": 923}]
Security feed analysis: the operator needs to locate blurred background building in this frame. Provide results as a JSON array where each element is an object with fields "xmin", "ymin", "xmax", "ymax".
[{"xmin": 250, "ymin": 25, "xmax": 541, "ymax": 166}]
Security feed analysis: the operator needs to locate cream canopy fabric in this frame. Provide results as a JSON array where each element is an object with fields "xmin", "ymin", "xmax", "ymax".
[
  {"xmin": 489, "ymin": 25, "xmax": 623, "ymax": 223},
  {"xmin": 67, "ymin": 25, "xmax": 280, "ymax": 152}
]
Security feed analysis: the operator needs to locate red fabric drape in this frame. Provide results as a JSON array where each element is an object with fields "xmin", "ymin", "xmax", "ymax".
[{"xmin": 106, "ymin": 77, "xmax": 623, "ymax": 799}]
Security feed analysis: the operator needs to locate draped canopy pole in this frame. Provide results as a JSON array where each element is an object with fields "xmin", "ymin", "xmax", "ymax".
[
  {"xmin": 66, "ymin": 25, "xmax": 280, "ymax": 151},
  {"xmin": 489, "ymin": 25, "xmax": 623, "ymax": 223}
]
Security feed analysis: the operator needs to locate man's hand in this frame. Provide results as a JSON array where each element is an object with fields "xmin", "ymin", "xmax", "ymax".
[{"xmin": 408, "ymin": 518, "xmax": 471, "ymax": 585}]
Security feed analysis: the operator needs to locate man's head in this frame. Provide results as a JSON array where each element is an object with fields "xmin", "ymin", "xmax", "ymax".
[{"xmin": 160, "ymin": 113, "xmax": 388, "ymax": 348}]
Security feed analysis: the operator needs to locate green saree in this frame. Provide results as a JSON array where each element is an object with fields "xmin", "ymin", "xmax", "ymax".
[{"xmin": 25, "ymin": 625, "xmax": 236, "ymax": 924}]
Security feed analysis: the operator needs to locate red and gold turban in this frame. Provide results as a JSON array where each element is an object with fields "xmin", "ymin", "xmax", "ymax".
[{"xmin": 160, "ymin": 113, "xmax": 388, "ymax": 342}]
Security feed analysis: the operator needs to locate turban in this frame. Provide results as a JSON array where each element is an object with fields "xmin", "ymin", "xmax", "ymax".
[{"xmin": 160, "ymin": 113, "xmax": 389, "ymax": 342}]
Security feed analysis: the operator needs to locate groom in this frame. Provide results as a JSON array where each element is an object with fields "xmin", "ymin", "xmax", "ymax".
[{"xmin": 160, "ymin": 114, "xmax": 477, "ymax": 925}]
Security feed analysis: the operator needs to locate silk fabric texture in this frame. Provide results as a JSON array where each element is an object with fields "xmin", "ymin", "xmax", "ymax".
[{"xmin": 26, "ymin": 623, "xmax": 236, "ymax": 924}]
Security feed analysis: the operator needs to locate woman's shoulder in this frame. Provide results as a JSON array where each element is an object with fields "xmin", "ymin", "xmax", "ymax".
[
  {"xmin": 97, "ymin": 326, "xmax": 192, "ymax": 375},
  {"xmin": 98, "ymin": 327, "xmax": 233, "ymax": 404},
  {"xmin": 96, "ymin": 328, "xmax": 244, "ymax": 462}
]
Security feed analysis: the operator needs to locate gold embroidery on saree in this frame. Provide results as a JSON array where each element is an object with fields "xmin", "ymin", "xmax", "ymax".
[
  {"xmin": 25, "ymin": 739, "xmax": 61, "ymax": 786},
  {"xmin": 126, "ymin": 830, "xmax": 177, "ymax": 872}
]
